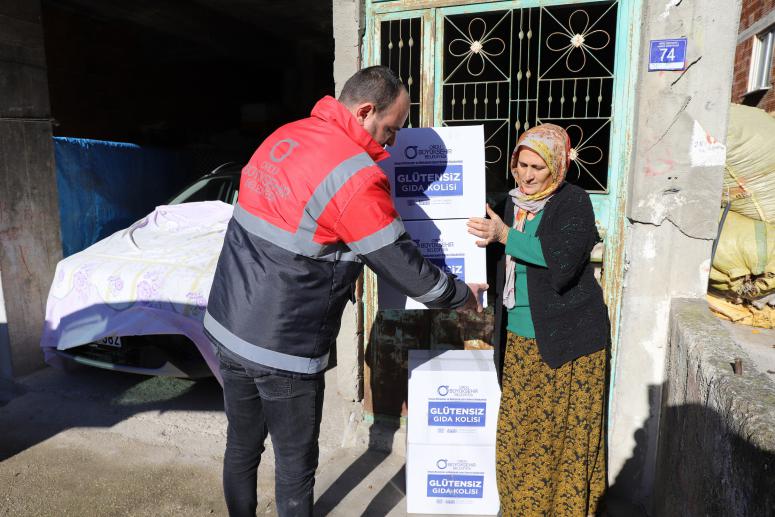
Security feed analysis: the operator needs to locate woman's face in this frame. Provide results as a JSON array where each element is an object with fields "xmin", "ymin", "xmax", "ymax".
[{"xmin": 512, "ymin": 147, "xmax": 552, "ymax": 195}]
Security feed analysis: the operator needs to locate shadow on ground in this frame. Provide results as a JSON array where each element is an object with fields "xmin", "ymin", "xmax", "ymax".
[
  {"xmin": 315, "ymin": 448, "xmax": 406, "ymax": 516},
  {"xmin": 0, "ymin": 365, "xmax": 222, "ymax": 461},
  {"xmin": 609, "ymin": 383, "xmax": 775, "ymax": 516}
]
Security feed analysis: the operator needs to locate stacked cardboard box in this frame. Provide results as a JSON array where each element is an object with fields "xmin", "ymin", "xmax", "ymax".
[
  {"xmin": 378, "ymin": 126, "xmax": 487, "ymax": 310},
  {"xmin": 406, "ymin": 350, "xmax": 501, "ymax": 515}
]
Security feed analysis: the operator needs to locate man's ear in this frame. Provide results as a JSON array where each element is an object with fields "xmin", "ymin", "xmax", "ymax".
[{"xmin": 354, "ymin": 102, "xmax": 375, "ymax": 125}]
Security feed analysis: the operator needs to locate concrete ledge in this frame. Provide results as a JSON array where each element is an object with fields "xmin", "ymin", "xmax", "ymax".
[{"xmin": 655, "ymin": 298, "xmax": 775, "ymax": 516}]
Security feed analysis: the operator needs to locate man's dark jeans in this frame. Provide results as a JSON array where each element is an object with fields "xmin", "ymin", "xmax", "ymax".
[{"xmin": 217, "ymin": 344, "xmax": 325, "ymax": 517}]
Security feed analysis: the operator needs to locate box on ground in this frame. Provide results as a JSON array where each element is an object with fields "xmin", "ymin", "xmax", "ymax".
[
  {"xmin": 380, "ymin": 126, "xmax": 486, "ymax": 221},
  {"xmin": 406, "ymin": 442, "xmax": 499, "ymax": 515},
  {"xmin": 379, "ymin": 219, "xmax": 487, "ymax": 310},
  {"xmin": 408, "ymin": 350, "xmax": 500, "ymax": 445}
]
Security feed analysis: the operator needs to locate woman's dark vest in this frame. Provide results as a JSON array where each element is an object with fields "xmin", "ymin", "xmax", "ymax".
[{"xmin": 492, "ymin": 182, "xmax": 610, "ymax": 380}]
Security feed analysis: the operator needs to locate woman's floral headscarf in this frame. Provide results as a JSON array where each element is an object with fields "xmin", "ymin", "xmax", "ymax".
[{"xmin": 509, "ymin": 123, "xmax": 571, "ymax": 206}]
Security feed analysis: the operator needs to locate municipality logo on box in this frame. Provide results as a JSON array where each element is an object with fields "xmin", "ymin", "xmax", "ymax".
[
  {"xmin": 428, "ymin": 384, "xmax": 487, "ymax": 427},
  {"xmin": 394, "ymin": 164, "xmax": 463, "ymax": 197},
  {"xmin": 428, "ymin": 401, "xmax": 486, "ymax": 427},
  {"xmin": 429, "ymin": 257, "xmax": 465, "ymax": 281},
  {"xmin": 403, "ymin": 144, "xmax": 453, "ymax": 161},
  {"xmin": 434, "ymin": 384, "xmax": 480, "ymax": 398},
  {"xmin": 414, "ymin": 238, "xmax": 453, "ymax": 255}
]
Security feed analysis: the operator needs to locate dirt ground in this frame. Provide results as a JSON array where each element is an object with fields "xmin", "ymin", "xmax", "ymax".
[{"xmin": 0, "ymin": 365, "xmax": 406, "ymax": 517}]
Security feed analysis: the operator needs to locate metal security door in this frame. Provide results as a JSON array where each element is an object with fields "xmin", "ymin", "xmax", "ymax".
[
  {"xmin": 368, "ymin": 0, "xmax": 636, "ymax": 296},
  {"xmin": 364, "ymin": 0, "xmax": 638, "ymax": 422},
  {"xmin": 436, "ymin": 3, "xmax": 618, "ymax": 210},
  {"xmin": 371, "ymin": 10, "xmax": 435, "ymax": 127}
]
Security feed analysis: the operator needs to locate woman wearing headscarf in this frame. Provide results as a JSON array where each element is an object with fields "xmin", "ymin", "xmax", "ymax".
[{"xmin": 467, "ymin": 124, "xmax": 610, "ymax": 516}]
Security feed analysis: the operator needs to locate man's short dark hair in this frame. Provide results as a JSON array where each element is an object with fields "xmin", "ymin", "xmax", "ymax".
[{"xmin": 338, "ymin": 66, "xmax": 407, "ymax": 113}]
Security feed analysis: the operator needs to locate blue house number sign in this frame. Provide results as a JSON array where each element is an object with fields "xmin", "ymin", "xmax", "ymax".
[{"xmin": 649, "ymin": 38, "xmax": 687, "ymax": 71}]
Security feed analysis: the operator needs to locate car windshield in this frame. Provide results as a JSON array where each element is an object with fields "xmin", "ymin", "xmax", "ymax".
[{"xmin": 168, "ymin": 176, "xmax": 238, "ymax": 205}]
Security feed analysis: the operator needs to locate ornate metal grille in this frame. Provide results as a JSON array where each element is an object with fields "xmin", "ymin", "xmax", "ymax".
[
  {"xmin": 442, "ymin": 2, "xmax": 618, "ymax": 199},
  {"xmin": 380, "ymin": 18, "xmax": 422, "ymax": 128}
]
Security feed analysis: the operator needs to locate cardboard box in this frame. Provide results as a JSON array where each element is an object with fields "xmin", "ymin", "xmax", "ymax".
[
  {"xmin": 407, "ymin": 350, "xmax": 500, "ymax": 445},
  {"xmin": 380, "ymin": 126, "xmax": 486, "ymax": 221},
  {"xmin": 406, "ymin": 442, "xmax": 499, "ymax": 515},
  {"xmin": 378, "ymin": 219, "xmax": 487, "ymax": 310}
]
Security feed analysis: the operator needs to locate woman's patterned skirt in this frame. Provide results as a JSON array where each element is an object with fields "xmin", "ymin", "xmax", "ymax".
[{"xmin": 496, "ymin": 332, "xmax": 607, "ymax": 516}]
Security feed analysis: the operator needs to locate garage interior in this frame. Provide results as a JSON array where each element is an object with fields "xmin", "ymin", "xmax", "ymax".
[
  {"xmin": 41, "ymin": 0, "xmax": 336, "ymax": 374},
  {"xmin": 42, "ymin": 0, "xmax": 334, "ymax": 191},
  {"xmin": 0, "ymin": 1, "xmax": 335, "ymax": 379}
]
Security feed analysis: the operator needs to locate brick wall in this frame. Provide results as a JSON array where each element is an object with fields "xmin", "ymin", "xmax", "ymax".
[
  {"xmin": 732, "ymin": 0, "xmax": 775, "ymax": 111},
  {"xmin": 740, "ymin": 0, "xmax": 775, "ymax": 27}
]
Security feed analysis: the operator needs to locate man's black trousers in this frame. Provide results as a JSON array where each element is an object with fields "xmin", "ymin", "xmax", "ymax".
[{"xmin": 216, "ymin": 343, "xmax": 325, "ymax": 517}]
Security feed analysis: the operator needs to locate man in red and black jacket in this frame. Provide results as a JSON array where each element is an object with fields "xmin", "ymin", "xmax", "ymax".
[{"xmin": 205, "ymin": 66, "xmax": 485, "ymax": 517}]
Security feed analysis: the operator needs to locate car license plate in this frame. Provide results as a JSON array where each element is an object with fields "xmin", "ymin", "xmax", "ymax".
[{"xmin": 98, "ymin": 336, "xmax": 122, "ymax": 348}]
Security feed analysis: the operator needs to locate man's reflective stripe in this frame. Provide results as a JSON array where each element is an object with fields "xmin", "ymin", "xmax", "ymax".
[
  {"xmin": 413, "ymin": 269, "xmax": 450, "ymax": 303},
  {"xmin": 235, "ymin": 152, "xmax": 375, "ymax": 259},
  {"xmin": 204, "ymin": 311, "xmax": 329, "ymax": 374},
  {"xmin": 347, "ymin": 218, "xmax": 406, "ymax": 255},
  {"xmin": 234, "ymin": 204, "xmax": 326, "ymax": 256},
  {"xmin": 298, "ymin": 152, "xmax": 374, "ymax": 225},
  {"xmin": 232, "ymin": 210, "xmax": 363, "ymax": 262}
]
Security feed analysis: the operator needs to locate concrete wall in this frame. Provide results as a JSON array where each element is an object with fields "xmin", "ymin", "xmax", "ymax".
[
  {"xmin": 731, "ymin": 0, "xmax": 775, "ymax": 111},
  {"xmin": 0, "ymin": 0, "xmax": 61, "ymax": 377},
  {"xmin": 333, "ymin": 0, "xmax": 366, "ymax": 402},
  {"xmin": 654, "ymin": 299, "xmax": 775, "ymax": 516},
  {"xmin": 609, "ymin": 0, "xmax": 742, "ymax": 511}
]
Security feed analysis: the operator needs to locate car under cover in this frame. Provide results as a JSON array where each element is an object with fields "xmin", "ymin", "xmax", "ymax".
[{"xmin": 40, "ymin": 200, "xmax": 233, "ymax": 381}]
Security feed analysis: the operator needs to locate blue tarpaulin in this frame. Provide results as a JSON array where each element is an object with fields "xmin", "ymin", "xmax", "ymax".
[{"xmin": 53, "ymin": 137, "xmax": 193, "ymax": 257}]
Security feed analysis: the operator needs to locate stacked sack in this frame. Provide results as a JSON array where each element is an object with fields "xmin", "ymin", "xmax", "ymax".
[{"xmin": 708, "ymin": 104, "xmax": 775, "ymax": 328}]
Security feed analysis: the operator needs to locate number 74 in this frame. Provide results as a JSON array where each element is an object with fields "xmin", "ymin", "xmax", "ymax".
[{"xmin": 660, "ymin": 47, "xmax": 676, "ymax": 61}]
